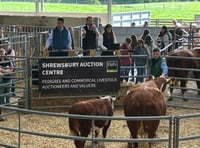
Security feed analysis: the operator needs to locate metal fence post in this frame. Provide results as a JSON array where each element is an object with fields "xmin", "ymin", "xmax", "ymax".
[
  {"xmin": 24, "ymin": 35, "xmax": 32, "ymax": 110},
  {"xmin": 91, "ymin": 119, "xmax": 95, "ymax": 148},
  {"xmin": 18, "ymin": 111, "xmax": 21, "ymax": 148},
  {"xmin": 173, "ymin": 116, "xmax": 180, "ymax": 148},
  {"xmin": 168, "ymin": 116, "xmax": 173, "ymax": 148},
  {"xmin": 35, "ymin": 0, "xmax": 39, "ymax": 15}
]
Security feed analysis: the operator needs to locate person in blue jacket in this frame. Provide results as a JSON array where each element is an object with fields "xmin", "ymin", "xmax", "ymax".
[{"xmin": 45, "ymin": 17, "xmax": 72, "ymax": 56}]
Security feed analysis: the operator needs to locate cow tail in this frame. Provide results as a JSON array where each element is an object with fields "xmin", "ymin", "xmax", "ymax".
[
  {"xmin": 69, "ymin": 119, "xmax": 80, "ymax": 136},
  {"xmin": 138, "ymin": 103, "xmax": 146, "ymax": 138},
  {"xmin": 137, "ymin": 103, "xmax": 150, "ymax": 148}
]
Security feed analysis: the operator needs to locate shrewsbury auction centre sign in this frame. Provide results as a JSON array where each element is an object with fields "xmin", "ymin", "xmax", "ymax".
[{"xmin": 39, "ymin": 57, "xmax": 120, "ymax": 93}]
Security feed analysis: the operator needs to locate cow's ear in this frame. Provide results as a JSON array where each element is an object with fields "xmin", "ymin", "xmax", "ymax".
[
  {"xmin": 111, "ymin": 96, "xmax": 117, "ymax": 101},
  {"xmin": 167, "ymin": 77, "xmax": 176, "ymax": 85},
  {"xmin": 147, "ymin": 75, "xmax": 155, "ymax": 81}
]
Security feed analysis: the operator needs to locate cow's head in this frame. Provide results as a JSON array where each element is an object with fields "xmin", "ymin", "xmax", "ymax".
[
  {"xmin": 100, "ymin": 96, "xmax": 116, "ymax": 109},
  {"xmin": 153, "ymin": 77, "xmax": 176, "ymax": 99}
]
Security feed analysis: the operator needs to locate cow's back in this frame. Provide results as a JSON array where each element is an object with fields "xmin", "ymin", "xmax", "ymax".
[
  {"xmin": 123, "ymin": 85, "xmax": 166, "ymax": 148},
  {"xmin": 167, "ymin": 50, "xmax": 197, "ymax": 77},
  {"xmin": 123, "ymin": 79, "xmax": 168, "ymax": 147},
  {"xmin": 192, "ymin": 48, "xmax": 200, "ymax": 57},
  {"xmin": 69, "ymin": 99, "xmax": 112, "ymax": 116},
  {"xmin": 124, "ymin": 86, "xmax": 166, "ymax": 117},
  {"xmin": 68, "ymin": 99, "xmax": 113, "ymax": 136},
  {"xmin": 192, "ymin": 48, "xmax": 200, "ymax": 68}
]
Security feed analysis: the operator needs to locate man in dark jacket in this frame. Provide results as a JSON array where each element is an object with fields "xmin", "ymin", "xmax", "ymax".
[
  {"xmin": 82, "ymin": 16, "xmax": 99, "ymax": 56},
  {"xmin": 45, "ymin": 17, "xmax": 72, "ymax": 56}
]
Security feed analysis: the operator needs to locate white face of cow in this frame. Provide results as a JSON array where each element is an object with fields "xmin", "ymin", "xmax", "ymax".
[
  {"xmin": 160, "ymin": 78, "xmax": 176, "ymax": 100},
  {"xmin": 160, "ymin": 82, "xmax": 170, "ymax": 100},
  {"xmin": 100, "ymin": 96, "xmax": 116, "ymax": 109}
]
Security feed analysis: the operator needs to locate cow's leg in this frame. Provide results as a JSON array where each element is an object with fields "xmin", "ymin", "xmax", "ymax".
[
  {"xmin": 168, "ymin": 87, "xmax": 174, "ymax": 101},
  {"xmin": 127, "ymin": 121, "xmax": 139, "ymax": 148},
  {"xmin": 94, "ymin": 127, "xmax": 100, "ymax": 138},
  {"xmin": 75, "ymin": 132, "xmax": 90, "ymax": 148},
  {"xmin": 194, "ymin": 72, "xmax": 200, "ymax": 95},
  {"xmin": 144, "ymin": 120, "xmax": 160, "ymax": 148},
  {"xmin": 74, "ymin": 126, "xmax": 91, "ymax": 148},
  {"xmin": 168, "ymin": 79, "xmax": 179, "ymax": 101},
  {"xmin": 137, "ymin": 121, "xmax": 149, "ymax": 148},
  {"xmin": 180, "ymin": 80, "xmax": 188, "ymax": 101},
  {"xmin": 102, "ymin": 120, "xmax": 111, "ymax": 138},
  {"xmin": 196, "ymin": 81, "xmax": 200, "ymax": 95},
  {"xmin": 74, "ymin": 140, "xmax": 85, "ymax": 148}
]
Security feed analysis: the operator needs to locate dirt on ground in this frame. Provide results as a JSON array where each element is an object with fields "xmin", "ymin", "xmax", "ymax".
[{"xmin": 0, "ymin": 81, "xmax": 200, "ymax": 148}]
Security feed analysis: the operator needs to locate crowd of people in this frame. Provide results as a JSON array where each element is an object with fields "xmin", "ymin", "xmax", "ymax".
[
  {"xmin": 43, "ymin": 17, "xmax": 182, "ymax": 84},
  {"xmin": 0, "ymin": 17, "xmax": 185, "ymax": 121}
]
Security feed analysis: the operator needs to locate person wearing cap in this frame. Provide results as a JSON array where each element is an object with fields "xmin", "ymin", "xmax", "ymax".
[
  {"xmin": 44, "ymin": 17, "xmax": 72, "ymax": 56},
  {"xmin": 150, "ymin": 48, "xmax": 168, "ymax": 78},
  {"xmin": 0, "ymin": 48, "xmax": 14, "ymax": 105}
]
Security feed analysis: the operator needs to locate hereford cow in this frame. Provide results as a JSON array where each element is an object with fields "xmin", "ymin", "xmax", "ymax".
[
  {"xmin": 166, "ymin": 48, "xmax": 200, "ymax": 101},
  {"xmin": 68, "ymin": 96, "xmax": 116, "ymax": 148},
  {"xmin": 123, "ymin": 77, "xmax": 174, "ymax": 148}
]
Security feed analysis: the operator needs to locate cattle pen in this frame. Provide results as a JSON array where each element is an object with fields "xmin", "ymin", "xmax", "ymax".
[
  {"xmin": 0, "ymin": 25, "xmax": 200, "ymax": 148},
  {"xmin": 0, "ymin": 104, "xmax": 199, "ymax": 148}
]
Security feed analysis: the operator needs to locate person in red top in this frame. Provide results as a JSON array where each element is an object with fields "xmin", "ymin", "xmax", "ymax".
[{"xmin": 120, "ymin": 37, "xmax": 132, "ymax": 82}]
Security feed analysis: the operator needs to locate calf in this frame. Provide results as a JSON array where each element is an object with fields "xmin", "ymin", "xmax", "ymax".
[
  {"xmin": 123, "ymin": 77, "xmax": 174, "ymax": 148},
  {"xmin": 68, "ymin": 96, "xmax": 116, "ymax": 148}
]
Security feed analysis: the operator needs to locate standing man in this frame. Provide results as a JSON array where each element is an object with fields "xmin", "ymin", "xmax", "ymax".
[
  {"xmin": 160, "ymin": 26, "xmax": 172, "ymax": 53},
  {"xmin": 45, "ymin": 17, "xmax": 72, "ymax": 56},
  {"xmin": 82, "ymin": 16, "xmax": 99, "ymax": 56},
  {"xmin": 0, "ymin": 48, "xmax": 14, "ymax": 105},
  {"xmin": 150, "ymin": 48, "xmax": 168, "ymax": 78},
  {"xmin": 2, "ymin": 40, "xmax": 16, "ymax": 96}
]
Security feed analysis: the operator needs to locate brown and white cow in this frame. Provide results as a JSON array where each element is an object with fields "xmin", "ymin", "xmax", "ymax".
[
  {"xmin": 166, "ymin": 48, "xmax": 200, "ymax": 101},
  {"xmin": 123, "ymin": 77, "xmax": 175, "ymax": 148},
  {"xmin": 68, "ymin": 96, "xmax": 116, "ymax": 148}
]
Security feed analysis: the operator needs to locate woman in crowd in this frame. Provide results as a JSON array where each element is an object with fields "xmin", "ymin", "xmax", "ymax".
[
  {"xmin": 133, "ymin": 39, "xmax": 149, "ymax": 84},
  {"xmin": 141, "ymin": 29, "xmax": 154, "ymax": 55},
  {"xmin": 131, "ymin": 34, "xmax": 138, "ymax": 50},
  {"xmin": 140, "ymin": 29, "xmax": 153, "ymax": 45},
  {"xmin": 101, "ymin": 24, "xmax": 117, "ymax": 56},
  {"xmin": 120, "ymin": 37, "xmax": 132, "ymax": 82},
  {"xmin": 130, "ymin": 34, "xmax": 138, "ymax": 82}
]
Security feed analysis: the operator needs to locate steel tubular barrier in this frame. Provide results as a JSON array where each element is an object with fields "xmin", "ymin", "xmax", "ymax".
[
  {"xmin": 0, "ymin": 106, "xmax": 174, "ymax": 148},
  {"xmin": 173, "ymin": 113, "xmax": 200, "ymax": 148}
]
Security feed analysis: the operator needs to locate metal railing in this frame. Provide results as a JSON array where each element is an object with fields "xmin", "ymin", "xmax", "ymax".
[
  {"xmin": 0, "ymin": 105, "xmax": 170, "ymax": 148},
  {"xmin": 173, "ymin": 113, "xmax": 200, "ymax": 148},
  {"xmin": 0, "ymin": 105, "xmax": 199, "ymax": 148},
  {"xmin": 0, "ymin": 30, "xmax": 199, "ymax": 147}
]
